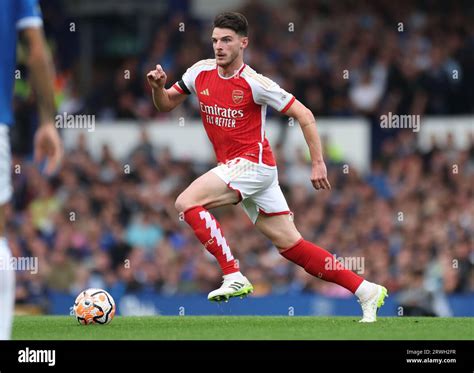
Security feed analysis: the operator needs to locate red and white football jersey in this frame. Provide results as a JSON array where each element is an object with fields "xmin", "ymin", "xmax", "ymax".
[{"xmin": 172, "ymin": 59, "xmax": 295, "ymax": 166}]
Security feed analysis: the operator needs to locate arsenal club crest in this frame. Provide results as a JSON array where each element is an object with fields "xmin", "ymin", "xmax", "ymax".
[{"xmin": 232, "ymin": 89, "xmax": 244, "ymax": 104}]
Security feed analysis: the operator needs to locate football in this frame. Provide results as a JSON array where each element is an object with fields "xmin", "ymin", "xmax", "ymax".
[{"xmin": 73, "ymin": 288, "xmax": 116, "ymax": 325}]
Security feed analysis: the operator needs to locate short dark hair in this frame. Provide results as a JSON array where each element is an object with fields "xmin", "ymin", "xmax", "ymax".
[{"xmin": 213, "ymin": 12, "xmax": 248, "ymax": 36}]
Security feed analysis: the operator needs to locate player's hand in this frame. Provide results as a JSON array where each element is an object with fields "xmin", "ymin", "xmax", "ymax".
[
  {"xmin": 147, "ymin": 64, "xmax": 167, "ymax": 89},
  {"xmin": 34, "ymin": 121, "xmax": 63, "ymax": 175},
  {"xmin": 311, "ymin": 160, "xmax": 331, "ymax": 190}
]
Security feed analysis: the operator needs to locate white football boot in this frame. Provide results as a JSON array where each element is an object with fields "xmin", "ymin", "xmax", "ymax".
[
  {"xmin": 358, "ymin": 284, "xmax": 388, "ymax": 322},
  {"xmin": 208, "ymin": 274, "xmax": 254, "ymax": 302}
]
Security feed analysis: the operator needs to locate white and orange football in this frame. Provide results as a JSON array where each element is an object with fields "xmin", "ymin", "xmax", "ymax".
[{"xmin": 73, "ymin": 288, "xmax": 116, "ymax": 325}]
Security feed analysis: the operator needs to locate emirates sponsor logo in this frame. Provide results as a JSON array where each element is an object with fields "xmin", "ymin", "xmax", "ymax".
[{"xmin": 200, "ymin": 103, "xmax": 244, "ymax": 119}]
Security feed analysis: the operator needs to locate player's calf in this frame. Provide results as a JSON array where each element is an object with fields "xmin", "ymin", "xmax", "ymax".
[
  {"xmin": 183, "ymin": 205, "xmax": 239, "ymax": 275},
  {"xmin": 255, "ymin": 213, "xmax": 301, "ymax": 250},
  {"xmin": 182, "ymin": 204, "xmax": 253, "ymax": 302}
]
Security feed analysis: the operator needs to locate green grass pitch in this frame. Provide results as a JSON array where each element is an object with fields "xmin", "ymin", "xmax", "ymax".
[{"xmin": 12, "ymin": 316, "xmax": 473, "ymax": 340}]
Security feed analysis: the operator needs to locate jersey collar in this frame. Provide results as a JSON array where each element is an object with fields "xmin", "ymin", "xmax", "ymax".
[{"xmin": 217, "ymin": 63, "xmax": 246, "ymax": 80}]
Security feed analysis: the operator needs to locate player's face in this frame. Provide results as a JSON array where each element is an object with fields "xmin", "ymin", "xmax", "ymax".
[{"xmin": 212, "ymin": 28, "xmax": 248, "ymax": 67}]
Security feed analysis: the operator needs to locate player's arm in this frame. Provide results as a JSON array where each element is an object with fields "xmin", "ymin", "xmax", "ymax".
[
  {"xmin": 20, "ymin": 27, "xmax": 63, "ymax": 175},
  {"xmin": 147, "ymin": 64, "xmax": 187, "ymax": 112},
  {"xmin": 20, "ymin": 27, "xmax": 55, "ymax": 125},
  {"xmin": 284, "ymin": 99, "xmax": 331, "ymax": 190}
]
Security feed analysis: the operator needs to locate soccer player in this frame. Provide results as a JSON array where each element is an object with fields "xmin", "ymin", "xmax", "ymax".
[
  {"xmin": 0, "ymin": 0, "xmax": 63, "ymax": 339},
  {"xmin": 147, "ymin": 12, "xmax": 387, "ymax": 322}
]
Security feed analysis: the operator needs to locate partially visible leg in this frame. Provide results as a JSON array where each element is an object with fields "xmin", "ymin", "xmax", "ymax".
[
  {"xmin": 255, "ymin": 213, "xmax": 364, "ymax": 293},
  {"xmin": 175, "ymin": 170, "xmax": 241, "ymax": 276},
  {"xmin": 0, "ymin": 210, "xmax": 14, "ymax": 340},
  {"xmin": 255, "ymin": 213, "xmax": 388, "ymax": 322},
  {"xmin": 0, "ymin": 126, "xmax": 14, "ymax": 339}
]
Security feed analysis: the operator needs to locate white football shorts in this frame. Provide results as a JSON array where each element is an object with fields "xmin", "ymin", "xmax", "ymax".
[
  {"xmin": 0, "ymin": 125, "xmax": 12, "ymax": 205},
  {"xmin": 211, "ymin": 157, "xmax": 291, "ymax": 224}
]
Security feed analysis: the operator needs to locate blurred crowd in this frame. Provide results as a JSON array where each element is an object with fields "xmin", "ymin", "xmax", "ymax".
[
  {"xmin": 6, "ymin": 129, "xmax": 473, "ymax": 311},
  {"xmin": 7, "ymin": 0, "xmax": 473, "ymax": 313}
]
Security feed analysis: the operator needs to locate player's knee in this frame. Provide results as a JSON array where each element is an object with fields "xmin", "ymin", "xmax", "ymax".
[{"xmin": 174, "ymin": 194, "xmax": 190, "ymax": 212}]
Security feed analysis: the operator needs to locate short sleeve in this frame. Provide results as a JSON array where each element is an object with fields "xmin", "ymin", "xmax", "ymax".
[
  {"xmin": 172, "ymin": 59, "xmax": 216, "ymax": 95},
  {"xmin": 181, "ymin": 68, "xmax": 195, "ymax": 94},
  {"xmin": 247, "ymin": 74, "xmax": 295, "ymax": 112},
  {"xmin": 16, "ymin": 0, "xmax": 43, "ymax": 30},
  {"xmin": 172, "ymin": 67, "xmax": 194, "ymax": 95}
]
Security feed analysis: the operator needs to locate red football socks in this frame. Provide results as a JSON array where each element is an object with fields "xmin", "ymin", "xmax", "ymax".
[
  {"xmin": 280, "ymin": 238, "xmax": 364, "ymax": 293},
  {"xmin": 183, "ymin": 206, "xmax": 239, "ymax": 275}
]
